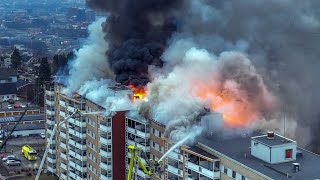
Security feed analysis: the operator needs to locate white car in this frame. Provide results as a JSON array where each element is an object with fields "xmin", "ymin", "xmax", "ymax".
[
  {"xmin": 6, "ymin": 159, "xmax": 21, "ymax": 166},
  {"xmin": 40, "ymin": 133, "xmax": 45, "ymax": 139},
  {"xmin": 2, "ymin": 155, "xmax": 16, "ymax": 162},
  {"xmin": 7, "ymin": 105, "xmax": 13, "ymax": 109},
  {"xmin": 21, "ymin": 104, "xmax": 27, "ymax": 108}
]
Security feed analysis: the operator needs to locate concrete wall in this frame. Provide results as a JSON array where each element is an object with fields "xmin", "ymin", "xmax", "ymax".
[
  {"xmin": 271, "ymin": 144, "xmax": 296, "ymax": 164},
  {"xmin": 251, "ymin": 140, "xmax": 271, "ymax": 163}
]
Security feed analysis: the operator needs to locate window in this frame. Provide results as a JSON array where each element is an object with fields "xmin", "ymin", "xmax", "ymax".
[
  {"xmin": 224, "ymin": 167, "xmax": 228, "ymax": 174},
  {"xmin": 285, "ymin": 149, "xmax": 292, "ymax": 159},
  {"xmin": 232, "ymin": 171, "xmax": 236, "ymax": 178},
  {"xmin": 242, "ymin": 176, "xmax": 246, "ymax": 180}
]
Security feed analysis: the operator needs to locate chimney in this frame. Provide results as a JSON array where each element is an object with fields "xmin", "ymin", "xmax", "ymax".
[
  {"xmin": 293, "ymin": 163, "xmax": 300, "ymax": 172},
  {"xmin": 267, "ymin": 131, "xmax": 275, "ymax": 139}
]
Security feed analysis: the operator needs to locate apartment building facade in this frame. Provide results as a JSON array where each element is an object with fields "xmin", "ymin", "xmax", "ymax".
[
  {"xmin": 44, "ymin": 83, "xmax": 132, "ymax": 180},
  {"xmin": 45, "ymin": 82, "xmax": 320, "ymax": 180}
]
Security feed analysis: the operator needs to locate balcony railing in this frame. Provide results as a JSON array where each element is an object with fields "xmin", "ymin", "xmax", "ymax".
[
  {"xmin": 68, "ymin": 149, "xmax": 87, "ymax": 161},
  {"xmin": 127, "ymin": 139, "xmax": 150, "ymax": 152},
  {"xmin": 127, "ymin": 127, "xmax": 150, "ymax": 139},
  {"xmin": 100, "ymin": 148, "xmax": 112, "ymax": 158},
  {"xmin": 100, "ymin": 137, "xmax": 111, "ymax": 145},
  {"xmin": 100, "ymin": 162, "xmax": 112, "ymax": 171},
  {"xmin": 69, "ymin": 129, "xmax": 86, "ymax": 139},
  {"xmin": 47, "ymin": 156, "xmax": 56, "ymax": 163},
  {"xmin": 69, "ymin": 139, "xmax": 86, "ymax": 150},
  {"xmin": 45, "ymin": 90, "xmax": 54, "ymax": 96},
  {"xmin": 99, "ymin": 124, "xmax": 111, "ymax": 132}
]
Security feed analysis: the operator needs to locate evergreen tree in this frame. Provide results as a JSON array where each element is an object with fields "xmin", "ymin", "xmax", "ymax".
[
  {"xmin": 10, "ymin": 48, "xmax": 22, "ymax": 68},
  {"xmin": 38, "ymin": 57, "xmax": 51, "ymax": 84}
]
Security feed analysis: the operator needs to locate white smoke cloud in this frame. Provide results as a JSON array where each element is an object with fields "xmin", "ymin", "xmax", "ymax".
[
  {"xmin": 63, "ymin": 17, "xmax": 115, "ymax": 95},
  {"xmin": 78, "ymin": 79, "xmax": 133, "ymax": 111}
]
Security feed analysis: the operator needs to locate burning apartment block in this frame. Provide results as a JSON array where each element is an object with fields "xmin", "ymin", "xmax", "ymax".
[{"xmin": 44, "ymin": 82, "xmax": 320, "ymax": 180}]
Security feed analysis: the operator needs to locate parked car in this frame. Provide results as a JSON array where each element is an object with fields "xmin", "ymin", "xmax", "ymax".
[
  {"xmin": 21, "ymin": 104, "xmax": 27, "ymax": 108},
  {"xmin": 40, "ymin": 133, "xmax": 45, "ymax": 139},
  {"xmin": 7, "ymin": 105, "xmax": 13, "ymax": 109},
  {"xmin": 14, "ymin": 104, "xmax": 21, "ymax": 108},
  {"xmin": 6, "ymin": 160, "xmax": 21, "ymax": 166},
  {"xmin": 2, "ymin": 155, "xmax": 16, "ymax": 162},
  {"xmin": 6, "ymin": 157, "xmax": 21, "ymax": 162}
]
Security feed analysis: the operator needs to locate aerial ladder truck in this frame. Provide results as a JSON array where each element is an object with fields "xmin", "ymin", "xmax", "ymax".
[{"xmin": 127, "ymin": 145, "xmax": 164, "ymax": 180}]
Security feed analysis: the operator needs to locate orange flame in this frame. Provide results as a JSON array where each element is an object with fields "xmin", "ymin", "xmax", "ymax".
[
  {"xmin": 194, "ymin": 83, "xmax": 258, "ymax": 128},
  {"xmin": 128, "ymin": 84, "xmax": 147, "ymax": 102}
]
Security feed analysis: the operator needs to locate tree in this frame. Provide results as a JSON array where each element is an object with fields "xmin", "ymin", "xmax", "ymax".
[
  {"xmin": 52, "ymin": 52, "xmax": 74, "ymax": 74},
  {"xmin": 11, "ymin": 48, "xmax": 22, "ymax": 68},
  {"xmin": 38, "ymin": 57, "xmax": 51, "ymax": 84}
]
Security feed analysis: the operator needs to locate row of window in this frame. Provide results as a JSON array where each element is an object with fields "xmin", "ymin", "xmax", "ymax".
[{"xmin": 223, "ymin": 165, "xmax": 248, "ymax": 180}]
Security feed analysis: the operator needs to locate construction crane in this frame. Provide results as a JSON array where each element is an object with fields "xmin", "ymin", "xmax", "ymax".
[
  {"xmin": 35, "ymin": 109, "xmax": 81, "ymax": 180},
  {"xmin": 127, "ymin": 145, "xmax": 163, "ymax": 180}
]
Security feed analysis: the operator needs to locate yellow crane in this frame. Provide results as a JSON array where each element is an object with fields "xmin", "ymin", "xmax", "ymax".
[{"xmin": 127, "ymin": 145, "xmax": 163, "ymax": 180}]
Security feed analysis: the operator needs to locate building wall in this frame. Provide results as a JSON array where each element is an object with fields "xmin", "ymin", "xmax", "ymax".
[
  {"xmin": 112, "ymin": 111, "xmax": 126, "ymax": 180},
  {"xmin": 0, "ymin": 94, "xmax": 16, "ymax": 101},
  {"xmin": 198, "ymin": 144, "xmax": 269, "ymax": 180},
  {"xmin": 0, "ymin": 109, "xmax": 40, "ymax": 117}
]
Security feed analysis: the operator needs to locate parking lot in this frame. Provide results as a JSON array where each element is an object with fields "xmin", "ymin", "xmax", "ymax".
[{"xmin": 0, "ymin": 135, "xmax": 46, "ymax": 178}]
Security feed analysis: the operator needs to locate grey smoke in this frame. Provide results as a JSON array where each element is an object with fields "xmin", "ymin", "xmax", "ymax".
[{"xmin": 174, "ymin": 0, "xmax": 320, "ymax": 151}]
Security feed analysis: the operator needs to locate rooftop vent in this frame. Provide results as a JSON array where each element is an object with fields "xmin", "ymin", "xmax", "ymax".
[
  {"xmin": 293, "ymin": 163, "xmax": 300, "ymax": 173},
  {"xmin": 267, "ymin": 131, "xmax": 275, "ymax": 139}
]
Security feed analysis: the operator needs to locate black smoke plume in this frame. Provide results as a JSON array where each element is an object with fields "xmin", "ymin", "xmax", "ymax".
[{"xmin": 86, "ymin": 0, "xmax": 182, "ymax": 86}]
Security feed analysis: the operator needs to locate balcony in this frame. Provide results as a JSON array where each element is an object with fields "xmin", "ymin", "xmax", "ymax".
[
  {"xmin": 167, "ymin": 165, "xmax": 183, "ymax": 177},
  {"xmin": 60, "ymin": 152, "xmax": 67, "ymax": 160},
  {"xmin": 60, "ymin": 131, "xmax": 66, "ymax": 139},
  {"xmin": 127, "ymin": 127, "xmax": 150, "ymax": 139},
  {"xmin": 69, "ymin": 161, "xmax": 87, "ymax": 172},
  {"xmin": 67, "ymin": 106, "xmax": 76, "ymax": 113},
  {"xmin": 69, "ymin": 117, "xmax": 86, "ymax": 127},
  {"xmin": 60, "ymin": 142, "xmax": 67, "ymax": 149},
  {"xmin": 47, "ymin": 156, "xmax": 56, "ymax": 163},
  {"xmin": 47, "ymin": 166, "xmax": 56, "ymax": 174},
  {"xmin": 48, "ymin": 149, "xmax": 56, "ymax": 154},
  {"xmin": 185, "ymin": 161, "xmax": 220, "ymax": 178},
  {"xmin": 46, "ymin": 128, "xmax": 53, "ymax": 136},
  {"xmin": 127, "ymin": 139, "xmax": 150, "ymax": 152},
  {"xmin": 46, "ymin": 100, "xmax": 55, "ymax": 106},
  {"xmin": 60, "ymin": 162, "xmax": 67, "ymax": 171},
  {"xmin": 100, "ymin": 137, "xmax": 111, "ymax": 145},
  {"xmin": 59, "ymin": 111, "xmax": 66, "ymax": 118},
  {"xmin": 69, "ymin": 129, "xmax": 86, "ymax": 139},
  {"xmin": 167, "ymin": 151, "xmax": 183, "ymax": 162},
  {"xmin": 59, "ymin": 100, "xmax": 65, "ymax": 107},
  {"xmin": 46, "ymin": 109, "xmax": 54, "ymax": 116},
  {"xmin": 100, "ymin": 174, "xmax": 110, "ymax": 180},
  {"xmin": 46, "ymin": 119, "xmax": 55, "ymax": 126},
  {"xmin": 68, "ymin": 149, "xmax": 87, "ymax": 161},
  {"xmin": 60, "ymin": 172, "xmax": 67, "ymax": 180},
  {"xmin": 100, "ymin": 162, "xmax": 112, "ymax": 171},
  {"xmin": 69, "ymin": 139, "xmax": 86, "ymax": 150},
  {"xmin": 45, "ymin": 90, "xmax": 54, "ymax": 96},
  {"xmin": 126, "ymin": 165, "xmax": 150, "ymax": 179},
  {"xmin": 99, "ymin": 124, "xmax": 111, "ymax": 132},
  {"xmin": 100, "ymin": 148, "xmax": 112, "ymax": 158}
]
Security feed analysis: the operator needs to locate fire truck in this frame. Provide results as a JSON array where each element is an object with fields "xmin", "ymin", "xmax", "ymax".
[{"xmin": 22, "ymin": 145, "xmax": 37, "ymax": 160}]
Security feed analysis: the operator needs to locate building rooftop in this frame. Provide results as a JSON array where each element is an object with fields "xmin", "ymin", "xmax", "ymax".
[
  {"xmin": 252, "ymin": 134, "xmax": 295, "ymax": 147},
  {"xmin": 16, "ymin": 79, "xmax": 32, "ymax": 89},
  {"xmin": 0, "ymin": 83, "xmax": 17, "ymax": 95},
  {"xmin": 7, "ymin": 123, "xmax": 44, "ymax": 131},
  {"xmin": 109, "ymin": 85, "xmax": 132, "ymax": 91},
  {"xmin": 0, "ymin": 68, "xmax": 17, "ymax": 80},
  {"xmin": 0, "ymin": 107, "xmax": 40, "ymax": 112},
  {"xmin": 197, "ymin": 132, "xmax": 320, "ymax": 180},
  {"xmin": 0, "ymin": 114, "xmax": 44, "ymax": 123}
]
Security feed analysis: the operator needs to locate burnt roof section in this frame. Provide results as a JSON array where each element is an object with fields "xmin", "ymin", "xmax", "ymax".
[
  {"xmin": 16, "ymin": 79, "xmax": 32, "ymax": 89},
  {"xmin": 252, "ymin": 134, "xmax": 295, "ymax": 147},
  {"xmin": 0, "ymin": 68, "xmax": 17, "ymax": 79},
  {"xmin": 186, "ymin": 146, "xmax": 219, "ymax": 161},
  {"xmin": 0, "ymin": 83, "xmax": 17, "ymax": 95},
  {"xmin": 197, "ymin": 132, "xmax": 320, "ymax": 180},
  {"xmin": 109, "ymin": 85, "xmax": 132, "ymax": 91}
]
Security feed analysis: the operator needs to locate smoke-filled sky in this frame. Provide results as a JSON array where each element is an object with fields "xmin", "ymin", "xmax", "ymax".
[{"xmin": 62, "ymin": 0, "xmax": 320, "ymax": 151}]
